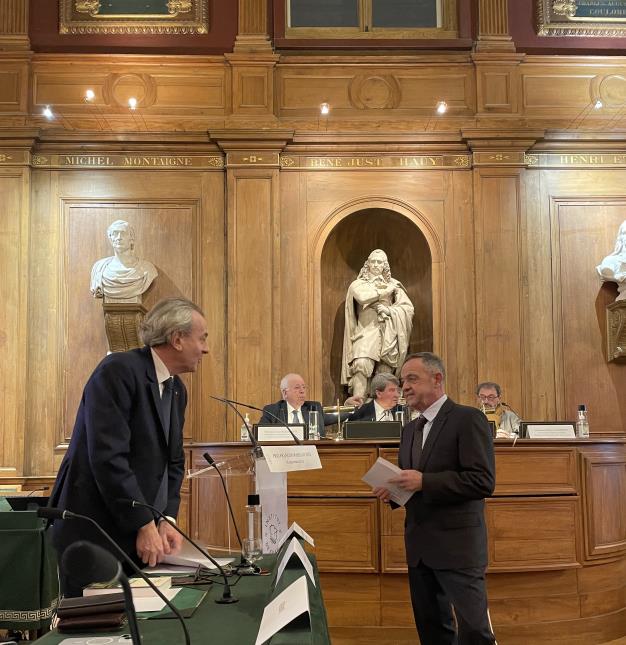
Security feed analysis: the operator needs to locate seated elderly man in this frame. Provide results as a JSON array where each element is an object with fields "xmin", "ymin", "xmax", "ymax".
[
  {"xmin": 349, "ymin": 373, "xmax": 404, "ymax": 422},
  {"xmin": 476, "ymin": 381, "xmax": 520, "ymax": 437},
  {"xmin": 260, "ymin": 373, "xmax": 329, "ymax": 432}
]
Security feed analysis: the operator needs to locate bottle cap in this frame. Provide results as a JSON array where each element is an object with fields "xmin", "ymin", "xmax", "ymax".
[
  {"xmin": 247, "ymin": 494, "xmax": 260, "ymax": 506},
  {"xmin": 578, "ymin": 404, "xmax": 587, "ymax": 412}
]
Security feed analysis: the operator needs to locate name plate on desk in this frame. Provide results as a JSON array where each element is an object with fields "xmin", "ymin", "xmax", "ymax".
[
  {"xmin": 255, "ymin": 424, "xmax": 306, "ymax": 441},
  {"xmin": 255, "ymin": 576, "xmax": 311, "ymax": 645},
  {"xmin": 275, "ymin": 537, "xmax": 316, "ymax": 587},
  {"xmin": 261, "ymin": 446, "xmax": 322, "ymax": 473},
  {"xmin": 522, "ymin": 423, "xmax": 576, "ymax": 439}
]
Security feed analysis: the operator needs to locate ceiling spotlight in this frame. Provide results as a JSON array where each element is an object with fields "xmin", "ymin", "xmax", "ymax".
[
  {"xmin": 128, "ymin": 97, "xmax": 138, "ymax": 110},
  {"xmin": 320, "ymin": 102, "xmax": 330, "ymax": 115},
  {"xmin": 85, "ymin": 89, "xmax": 95, "ymax": 102},
  {"xmin": 436, "ymin": 100, "xmax": 448, "ymax": 115},
  {"xmin": 594, "ymin": 99, "xmax": 603, "ymax": 109},
  {"xmin": 42, "ymin": 105, "xmax": 54, "ymax": 119}
]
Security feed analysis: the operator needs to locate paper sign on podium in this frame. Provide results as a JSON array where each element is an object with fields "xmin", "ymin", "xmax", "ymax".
[
  {"xmin": 261, "ymin": 445, "xmax": 321, "ymax": 473},
  {"xmin": 255, "ymin": 576, "xmax": 311, "ymax": 645}
]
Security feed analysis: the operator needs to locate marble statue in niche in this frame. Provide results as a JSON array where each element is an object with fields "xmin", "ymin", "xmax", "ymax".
[{"xmin": 341, "ymin": 249, "xmax": 414, "ymax": 399}]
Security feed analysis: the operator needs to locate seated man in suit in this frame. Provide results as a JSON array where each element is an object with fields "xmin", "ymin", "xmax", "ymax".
[
  {"xmin": 260, "ymin": 373, "xmax": 326, "ymax": 431},
  {"xmin": 349, "ymin": 373, "xmax": 403, "ymax": 422}
]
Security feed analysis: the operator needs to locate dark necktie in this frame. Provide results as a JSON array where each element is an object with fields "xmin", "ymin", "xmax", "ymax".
[
  {"xmin": 161, "ymin": 378, "xmax": 174, "ymax": 442},
  {"xmin": 292, "ymin": 410, "xmax": 299, "ymax": 425},
  {"xmin": 155, "ymin": 377, "xmax": 173, "ymax": 513},
  {"xmin": 410, "ymin": 415, "xmax": 429, "ymax": 470}
]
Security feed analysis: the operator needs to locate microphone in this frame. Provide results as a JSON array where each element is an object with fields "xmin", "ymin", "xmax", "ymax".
[
  {"xmin": 210, "ymin": 395, "xmax": 263, "ymax": 455},
  {"xmin": 62, "ymin": 541, "xmax": 141, "ymax": 645},
  {"xmin": 119, "ymin": 499, "xmax": 238, "ymax": 604},
  {"xmin": 38, "ymin": 507, "xmax": 191, "ymax": 645},
  {"xmin": 212, "ymin": 395, "xmax": 303, "ymax": 445},
  {"xmin": 203, "ymin": 452, "xmax": 258, "ymax": 575}
]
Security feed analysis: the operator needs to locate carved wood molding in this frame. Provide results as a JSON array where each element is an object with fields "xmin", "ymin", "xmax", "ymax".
[{"xmin": 475, "ymin": 0, "xmax": 516, "ymax": 52}]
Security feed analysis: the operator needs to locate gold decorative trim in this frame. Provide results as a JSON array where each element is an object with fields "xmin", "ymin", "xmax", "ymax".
[
  {"xmin": 59, "ymin": 0, "xmax": 208, "ymax": 35},
  {"xmin": 0, "ymin": 153, "xmax": 14, "ymax": 163},
  {"xmin": 226, "ymin": 152, "xmax": 280, "ymax": 167},
  {"xmin": 537, "ymin": 0, "xmax": 626, "ymax": 37},
  {"xmin": 525, "ymin": 152, "xmax": 626, "ymax": 168},
  {"xmin": 279, "ymin": 154, "xmax": 472, "ymax": 170},
  {"xmin": 474, "ymin": 151, "xmax": 526, "ymax": 166},
  {"xmin": 0, "ymin": 597, "xmax": 58, "ymax": 622},
  {"xmin": 29, "ymin": 153, "xmax": 224, "ymax": 170}
]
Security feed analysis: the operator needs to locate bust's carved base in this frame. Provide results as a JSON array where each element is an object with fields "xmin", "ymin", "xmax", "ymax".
[
  {"xmin": 102, "ymin": 301, "xmax": 147, "ymax": 352},
  {"xmin": 607, "ymin": 300, "xmax": 626, "ymax": 362}
]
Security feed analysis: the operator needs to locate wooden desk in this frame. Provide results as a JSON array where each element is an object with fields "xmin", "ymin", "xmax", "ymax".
[{"xmin": 188, "ymin": 439, "xmax": 626, "ymax": 645}]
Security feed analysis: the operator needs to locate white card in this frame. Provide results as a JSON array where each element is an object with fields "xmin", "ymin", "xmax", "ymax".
[
  {"xmin": 362, "ymin": 456, "xmax": 413, "ymax": 506},
  {"xmin": 261, "ymin": 445, "xmax": 322, "ymax": 472},
  {"xmin": 276, "ymin": 521, "xmax": 315, "ymax": 549},
  {"xmin": 526, "ymin": 424, "xmax": 576, "ymax": 439},
  {"xmin": 254, "ymin": 576, "xmax": 310, "ymax": 645},
  {"xmin": 275, "ymin": 537, "xmax": 316, "ymax": 587}
]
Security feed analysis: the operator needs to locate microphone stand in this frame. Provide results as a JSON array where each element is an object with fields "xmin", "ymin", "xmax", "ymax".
[
  {"xmin": 124, "ymin": 500, "xmax": 238, "ymax": 604},
  {"xmin": 203, "ymin": 452, "xmax": 259, "ymax": 575},
  {"xmin": 38, "ymin": 508, "xmax": 191, "ymax": 645},
  {"xmin": 210, "ymin": 395, "xmax": 264, "ymax": 456}
]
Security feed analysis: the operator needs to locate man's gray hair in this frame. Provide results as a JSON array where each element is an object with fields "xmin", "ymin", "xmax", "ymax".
[
  {"xmin": 403, "ymin": 352, "xmax": 446, "ymax": 380},
  {"xmin": 371, "ymin": 373, "xmax": 399, "ymax": 397},
  {"xmin": 139, "ymin": 297, "xmax": 204, "ymax": 347},
  {"xmin": 475, "ymin": 381, "xmax": 502, "ymax": 397}
]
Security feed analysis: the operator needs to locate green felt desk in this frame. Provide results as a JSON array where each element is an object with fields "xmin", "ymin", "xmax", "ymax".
[
  {"xmin": 35, "ymin": 554, "xmax": 329, "ymax": 645},
  {"xmin": 0, "ymin": 500, "xmax": 59, "ymax": 631}
]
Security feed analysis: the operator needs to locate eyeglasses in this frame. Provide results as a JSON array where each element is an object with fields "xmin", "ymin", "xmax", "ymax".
[{"xmin": 478, "ymin": 394, "xmax": 499, "ymax": 403}]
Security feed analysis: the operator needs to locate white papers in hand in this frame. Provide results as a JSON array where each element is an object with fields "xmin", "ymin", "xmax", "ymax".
[
  {"xmin": 162, "ymin": 540, "xmax": 233, "ymax": 570},
  {"xmin": 362, "ymin": 457, "xmax": 413, "ymax": 506}
]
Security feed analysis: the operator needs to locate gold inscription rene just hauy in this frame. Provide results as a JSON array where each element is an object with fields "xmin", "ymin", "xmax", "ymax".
[
  {"xmin": 280, "ymin": 155, "xmax": 471, "ymax": 169},
  {"xmin": 30, "ymin": 154, "xmax": 224, "ymax": 169}
]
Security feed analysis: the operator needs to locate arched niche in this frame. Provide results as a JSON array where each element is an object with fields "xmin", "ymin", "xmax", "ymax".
[{"xmin": 313, "ymin": 203, "xmax": 441, "ymax": 403}]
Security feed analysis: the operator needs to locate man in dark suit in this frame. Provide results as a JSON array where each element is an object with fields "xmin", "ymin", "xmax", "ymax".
[
  {"xmin": 348, "ymin": 373, "xmax": 404, "ymax": 422},
  {"xmin": 260, "ymin": 373, "xmax": 326, "ymax": 434},
  {"xmin": 373, "ymin": 352, "xmax": 496, "ymax": 645},
  {"xmin": 49, "ymin": 297, "xmax": 208, "ymax": 595}
]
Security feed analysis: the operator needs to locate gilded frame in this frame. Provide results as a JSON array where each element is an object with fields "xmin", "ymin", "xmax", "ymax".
[
  {"xmin": 537, "ymin": 0, "xmax": 626, "ymax": 37},
  {"xmin": 59, "ymin": 0, "xmax": 209, "ymax": 35}
]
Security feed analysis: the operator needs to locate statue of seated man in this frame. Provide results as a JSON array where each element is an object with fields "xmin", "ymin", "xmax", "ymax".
[
  {"xmin": 597, "ymin": 220, "xmax": 626, "ymax": 302},
  {"xmin": 341, "ymin": 249, "xmax": 414, "ymax": 400},
  {"xmin": 91, "ymin": 220, "xmax": 158, "ymax": 300}
]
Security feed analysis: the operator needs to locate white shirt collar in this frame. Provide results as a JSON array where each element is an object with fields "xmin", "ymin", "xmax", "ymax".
[
  {"xmin": 373, "ymin": 400, "xmax": 392, "ymax": 420},
  {"xmin": 286, "ymin": 402, "xmax": 302, "ymax": 415},
  {"xmin": 150, "ymin": 347, "xmax": 172, "ymax": 385},
  {"xmin": 420, "ymin": 394, "xmax": 448, "ymax": 423}
]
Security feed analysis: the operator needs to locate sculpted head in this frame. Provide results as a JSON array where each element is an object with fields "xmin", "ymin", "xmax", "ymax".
[
  {"xmin": 107, "ymin": 220, "xmax": 135, "ymax": 254},
  {"xmin": 358, "ymin": 249, "xmax": 392, "ymax": 282}
]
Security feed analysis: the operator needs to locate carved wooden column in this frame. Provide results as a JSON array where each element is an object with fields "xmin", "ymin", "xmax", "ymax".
[
  {"xmin": 463, "ymin": 129, "xmax": 546, "ymax": 423},
  {"xmin": 475, "ymin": 0, "xmax": 515, "ymax": 52},
  {"xmin": 0, "ymin": 129, "xmax": 35, "ymax": 477},
  {"xmin": 0, "ymin": 0, "xmax": 30, "ymax": 50},
  {"xmin": 226, "ymin": 0, "xmax": 278, "ymax": 124},
  {"xmin": 210, "ymin": 130, "xmax": 293, "ymax": 438}
]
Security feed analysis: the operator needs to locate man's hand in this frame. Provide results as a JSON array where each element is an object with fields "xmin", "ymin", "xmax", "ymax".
[
  {"xmin": 136, "ymin": 520, "xmax": 165, "ymax": 567},
  {"xmin": 388, "ymin": 470, "xmax": 423, "ymax": 492},
  {"xmin": 345, "ymin": 395, "xmax": 364, "ymax": 407},
  {"xmin": 158, "ymin": 520, "xmax": 183, "ymax": 556},
  {"xmin": 373, "ymin": 486, "xmax": 392, "ymax": 503}
]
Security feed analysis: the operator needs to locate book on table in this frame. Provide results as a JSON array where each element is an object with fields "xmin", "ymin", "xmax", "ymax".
[{"xmin": 83, "ymin": 575, "xmax": 172, "ymax": 598}]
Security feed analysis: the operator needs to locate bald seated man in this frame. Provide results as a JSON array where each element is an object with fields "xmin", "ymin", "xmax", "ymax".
[{"xmin": 260, "ymin": 373, "xmax": 338, "ymax": 435}]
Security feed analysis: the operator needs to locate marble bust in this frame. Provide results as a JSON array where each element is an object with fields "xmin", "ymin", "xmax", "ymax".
[
  {"xmin": 90, "ymin": 220, "xmax": 158, "ymax": 300},
  {"xmin": 341, "ymin": 249, "xmax": 414, "ymax": 399},
  {"xmin": 597, "ymin": 220, "xmax": 626, "ymax": 302}
]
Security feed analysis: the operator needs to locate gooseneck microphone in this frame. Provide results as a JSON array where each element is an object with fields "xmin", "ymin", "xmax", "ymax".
[
  {"xmin": 203, "ymin": 452, "xmax": 259, "ymax": 575},
  {"xmin": 37, "ymin": 507, "xmax": 191, "ymax": 645},
  {"xmin": 210, "ymin": 395, "xmax": 263, "ymax": 456},
  {"xmin": 62, "ymin": 541, "xmax": 141, "ymax": 645},
  {"xmin": 212, "ymin": 395, "xmax": 303, "ymax": 445},
  {"xmin": 119, "ymin": 499, "xmax": 238, "ymax": 604}
]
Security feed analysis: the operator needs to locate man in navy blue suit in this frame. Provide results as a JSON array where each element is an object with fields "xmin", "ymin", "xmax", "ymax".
[
  {"xmin": 373, "ymin": 352, "xmax": 496, "ymax": 645},
  {"xmin": 348, "ymin": 373, "xmax": 403, "ymax": 422},
  {"xmin": 49, "ymin": 297, "xmax": 208, "ymax": 595}
]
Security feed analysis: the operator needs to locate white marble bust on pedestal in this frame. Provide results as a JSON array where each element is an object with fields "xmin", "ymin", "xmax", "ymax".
[
  {"xmin": 90, "ymin": 220, "xmax": 158, "ymax": 302},
  {"xmin": 597, "ymin": 220, "xmax": 626, "ymax": 302}
]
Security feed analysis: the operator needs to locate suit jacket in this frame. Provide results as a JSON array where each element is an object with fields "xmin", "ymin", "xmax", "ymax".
[
  {"xmin": 397, "ymin": 398, "xmax": 495, "ymax": 570},
  {"xmin": 349, "ymin": 400, "xmax": 404, "ymax": 422},
  {"xmin": 259, "ymin": 399, "xmax": 330, "ymax": 434},
  {"xmin": 49, "ymin": 346, "xmax": 187, "ymax": 563}
]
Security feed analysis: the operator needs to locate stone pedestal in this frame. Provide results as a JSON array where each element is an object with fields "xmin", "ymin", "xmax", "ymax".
[
  {"xmin": 102, "ymin": 300, "xmax": 147, "ymax": 352},
  {"xmin": 607, "ymin": 300, "xmax": 626, "ymax": 362}
]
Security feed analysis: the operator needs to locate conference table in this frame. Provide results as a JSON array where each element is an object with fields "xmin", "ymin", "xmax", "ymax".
[{"xmin": 34, "ymin": 553, "xmax": 330, "ymax": 645}]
